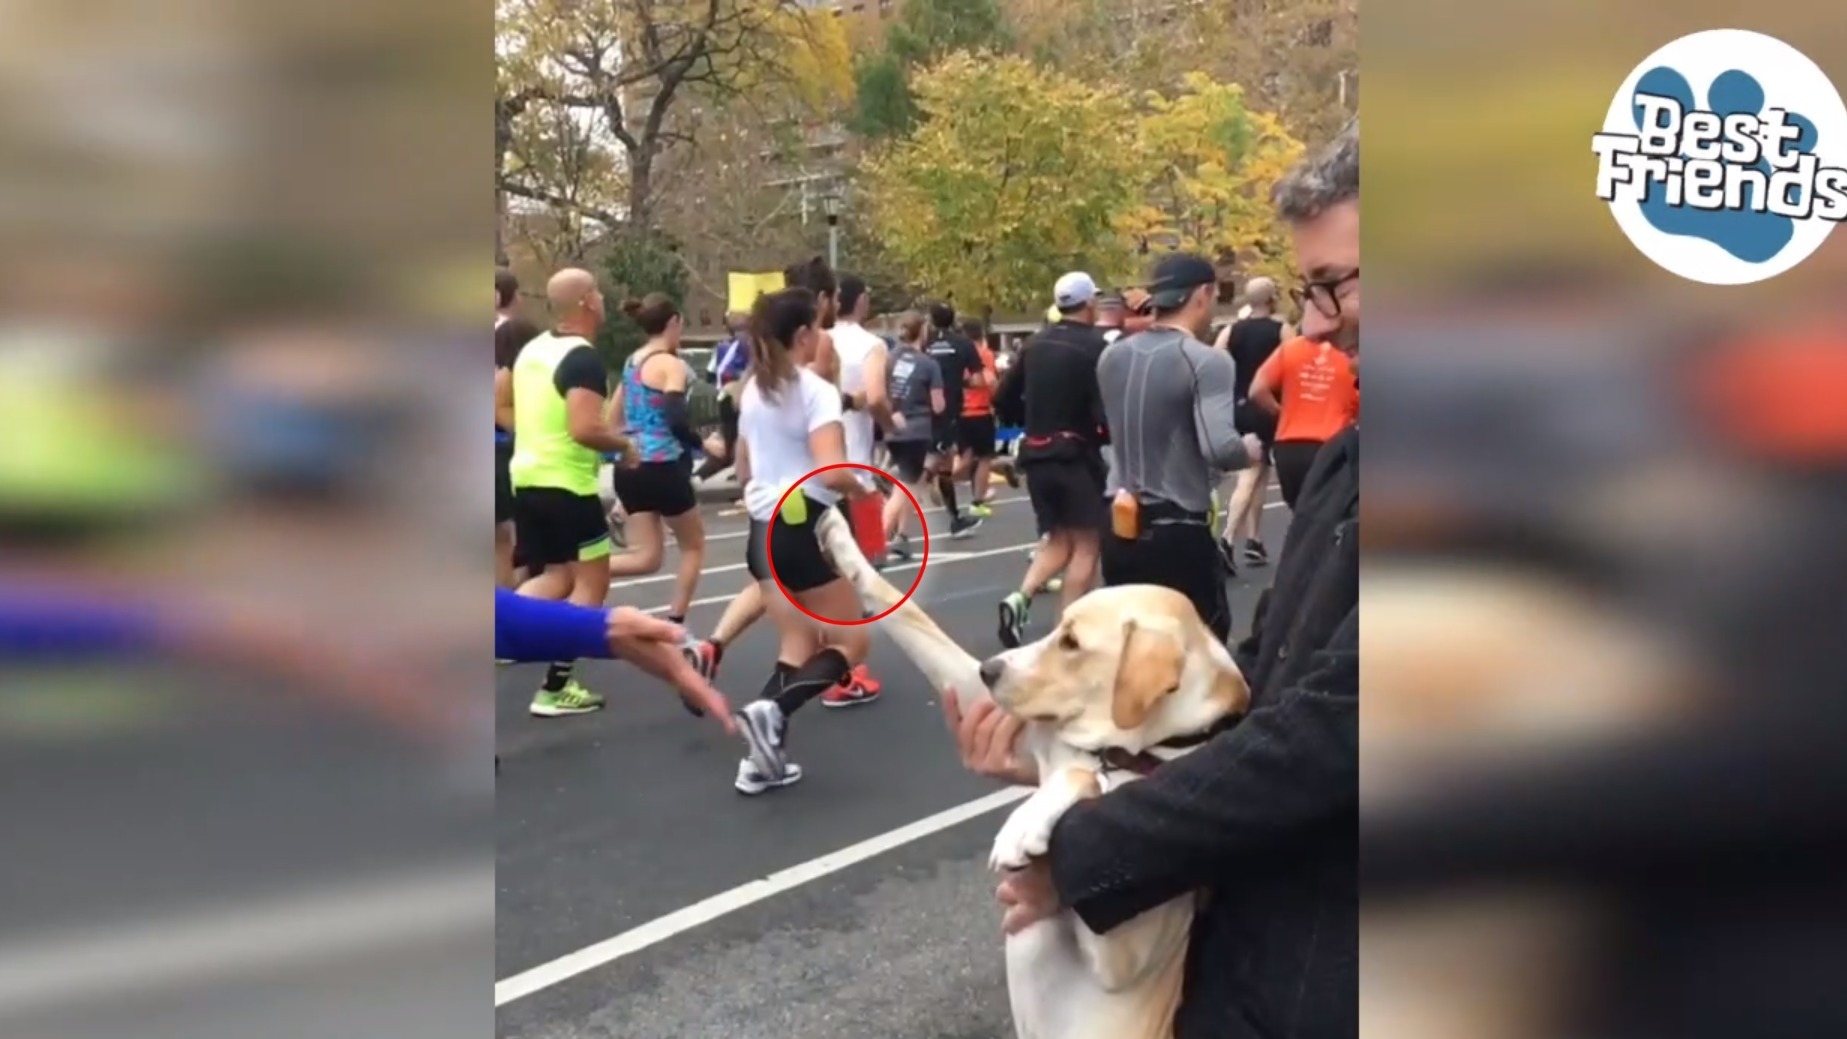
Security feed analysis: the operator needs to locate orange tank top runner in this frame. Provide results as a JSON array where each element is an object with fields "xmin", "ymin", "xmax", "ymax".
[
  {"xmin": 1258, "ymin": 337, "xmax": 1359, "ymax": 443},
  {"xmin": 962, "ymin": 342, "xmax": 997, "ymax": 417}
]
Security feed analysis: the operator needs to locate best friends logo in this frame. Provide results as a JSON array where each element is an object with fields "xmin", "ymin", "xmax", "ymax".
[{"xmin": 1592, "ymin": 30, "xmax": 1847, "ymax": 284}]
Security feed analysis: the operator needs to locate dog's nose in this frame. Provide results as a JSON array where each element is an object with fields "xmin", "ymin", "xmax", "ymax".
[{"xmin": 978, "ymin": 656, "xmax": 1005, "ymax": 689}]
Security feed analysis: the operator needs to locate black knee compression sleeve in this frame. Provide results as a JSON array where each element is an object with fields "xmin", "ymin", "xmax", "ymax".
[{"xmin": 771, "ymin": 649, "xmax": 850, "ymax": 716}]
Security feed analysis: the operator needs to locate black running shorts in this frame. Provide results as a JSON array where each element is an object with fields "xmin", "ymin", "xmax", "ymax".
[
  {"xmin": 1024, "ymin": 457, "xmax": 1105, "ymax": 535},
  {"xmin": 513, "ymin": 487, "xmax": 612, "ymax": 567},
  {"xmin": 612, "ymin": 456, "xmax": 696, "ymax": 517},
  {"xmin": 745, "ymin": 493, "xmax": 840, "ymax": 594},
  {"xmin": 957, "ymin": 414, "xmax": 997, "ymax": 458}
]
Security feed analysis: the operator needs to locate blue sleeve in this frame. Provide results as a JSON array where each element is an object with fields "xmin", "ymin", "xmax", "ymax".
[
  {"xmin": 495, "ymin": 588, "xmax": 616, "ymax": 663},
  {"xmin": 0, "ymin": 590, "xmax": 170, "ymax": 658}
]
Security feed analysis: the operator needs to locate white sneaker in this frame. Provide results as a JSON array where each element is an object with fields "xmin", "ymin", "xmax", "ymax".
[
  {"xmin": 735, "ymin": 758, "xmax": 804, "ymax": 795},
  {"xmin": 737, "ymin": 699, "xmax": 790, "ymax": 782}
]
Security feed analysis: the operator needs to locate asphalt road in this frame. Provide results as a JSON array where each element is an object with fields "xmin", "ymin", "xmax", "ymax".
[{"xmin": 496, "ymin": 483, "xmax": 1289, "ymax": 1039}]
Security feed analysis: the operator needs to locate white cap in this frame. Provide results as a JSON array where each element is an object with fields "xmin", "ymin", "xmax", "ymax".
[{"xmin": 1053, "ymin": 271, "xmax": 1098, "ymax": 310}]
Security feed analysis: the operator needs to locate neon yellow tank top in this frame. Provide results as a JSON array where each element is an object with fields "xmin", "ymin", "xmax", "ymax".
[{"xmin": 507, "ymin": 332, "xmax": 601, "ymax": 496}]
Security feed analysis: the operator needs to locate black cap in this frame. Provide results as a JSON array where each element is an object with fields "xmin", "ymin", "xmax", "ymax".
[{"xmin": 1145, "ymin": 253, "xmax": 1218, "ymax": 309}]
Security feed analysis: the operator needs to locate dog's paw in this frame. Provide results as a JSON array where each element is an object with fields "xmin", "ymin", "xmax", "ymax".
[{"xmin": 990, "ymin": 798, "xmax": 1059, "ymax": 871}]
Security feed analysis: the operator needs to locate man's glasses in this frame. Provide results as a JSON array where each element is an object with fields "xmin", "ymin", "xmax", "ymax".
[{"xmin": 1289, "ymin": 269, "xmax": 1358, "ymax": 319}]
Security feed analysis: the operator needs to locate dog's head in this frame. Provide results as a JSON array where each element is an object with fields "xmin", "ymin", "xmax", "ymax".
[{"xmin": 979, "ymin": 585, "xmax": 1249, "ymax": 753}]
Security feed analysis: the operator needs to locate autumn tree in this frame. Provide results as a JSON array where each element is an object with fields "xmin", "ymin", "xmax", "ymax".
[
  {"xmin": 495, "ymin": 0, "xmax": 851, "ymax": 261},
  {"xmin": 859, "ymin": 53, "xmax": 1142, "ymax": 313},
  {"xmin": 850, "ymin": 0, "xmax": 1014, "ymax": 139},
  {"xmin": 1120, "ymin": 75, "xmax": 1304, "ymax": 284}
]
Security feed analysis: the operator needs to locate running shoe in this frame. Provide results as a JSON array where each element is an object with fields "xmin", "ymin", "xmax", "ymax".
[
  {"xmin": 1242, "ymin": 538, "xmax": 1269, "ymax": 567},
  {"xmin": 967, "ymin": 501, "xmax": 995, "ymax": 519},
  {"xmin": 735, "ymin": 758, "xmax": 804, "ymax": 795},
  {"xmin": 997, "ymin": 591, "xmax": 1030, "ymax": 649},
  {"xmin": 529, "ymin": 680, "xmax": 604, "ymax": 717},
  {"xmin": 736, "ymin": 699, "xmax": 791, "ymax": 787},
  {"xmin": 686, "ymin": 638, "xmax": 722, "ymax": 682},
  {"xmin": 1001, "ymin": 463, "xmax": 1021, "ymax": 489},
  {"xmin": 949, "ymin": 515, "xmax": 983, "ymax": 539},
  {"xmin": 822, "ymin": 667, "xmax": 882, "ymax": 708},
  {"xmin": 888, "ymin": 533, "xmax": 915, "ymax": 562}
]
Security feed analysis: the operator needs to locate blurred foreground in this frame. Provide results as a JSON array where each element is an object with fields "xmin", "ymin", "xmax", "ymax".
[{"xmin": 0, "ymin": 1, "xmax": 490, "ymax": 1037}]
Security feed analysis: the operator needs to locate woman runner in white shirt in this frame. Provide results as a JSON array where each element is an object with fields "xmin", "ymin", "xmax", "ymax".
[{"xmin": 730, "ymin": 287, "xmax": 875, "ymax": 794}]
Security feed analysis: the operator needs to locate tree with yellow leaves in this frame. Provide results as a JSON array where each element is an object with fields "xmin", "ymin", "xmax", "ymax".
[
  {"xmin": 859, "ymin": 53, "xmax": 1143, "ymax": 314},
  {"xmin": 1120, "ymin": 75, "xmax": 1305, "ymax": 287}
]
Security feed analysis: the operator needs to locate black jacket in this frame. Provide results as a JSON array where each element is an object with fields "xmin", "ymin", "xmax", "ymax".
[
  {"xmin": 992, "ymin": 320, "xmax": 1109, "ymax": 463},
  {"xmin": 1048, "ymin": 423, "xmax": 1359, "ymax": 1039}
]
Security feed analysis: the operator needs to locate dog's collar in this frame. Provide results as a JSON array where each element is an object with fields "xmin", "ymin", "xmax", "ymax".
[{"xmin": 1097, "ymin": 729, "xmax": 1215, "ymax": 778}]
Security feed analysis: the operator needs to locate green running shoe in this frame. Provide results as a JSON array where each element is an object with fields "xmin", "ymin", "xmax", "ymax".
[{"xmin": 530, "ymin": 680, "xmax": 604, "ymax": 717}]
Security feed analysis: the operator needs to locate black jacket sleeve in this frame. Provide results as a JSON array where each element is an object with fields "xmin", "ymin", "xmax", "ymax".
[
  {"xmin": 661, "ymin": 391, "xmax": 704, "ymax": 453},
  {"xmin": 1049, "ymin": 606, "xmax": 1358, "ymax": 934}
]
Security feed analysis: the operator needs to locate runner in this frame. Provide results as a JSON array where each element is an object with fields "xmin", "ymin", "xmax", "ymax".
[
  {"xmin": 922, "ymin": 303, "xmax": 984, "ymax": 538},
  {"xmin": 685, "ymin": 257, "xmax": 883, "ymax": 708},
  {"xmin": 1248, "ymin": 332, "xmax": 1358, "ymax": 512},
  {"xmin": 1097, "ymin": 253, "xmax": 1263, "ymax": 642},
  {"xmin": 879, "ymin": 312, "xmax": 945, "ymax": 563},
  {"xmin": 494, "ymin": 270, "xmax": 524, "ymax": 589},
  {"xmin": 957, "ymin": 317, "xmax": 1006, "ymax": 515},
  {"xmin": 991, "ymin": 272, "xmax": 1110, "ymax": 648},
  {"xmin": 693, "ymin": 312, "xmax": 750, "ymax": 482},
  {"xmin": 730, "ymin": 287, "xmax": 876, "ymax": 794},
  {"xmin": 607, "ymin": 294, "xmax": 707, "ymax": 627},
  {"xmin": 822, "ymin": 273, "xmax": 893, "ymax": 705},
  {"xmin": 1214, "ymin": 276, "xmax": 1293, "ymax": 569},
  {"xmin": 495, "ymin": 316, "xmax": 541, "ymax": 589},
  {"xmin": 508, "ymin": 268, "xmax": 631, "ymax": 716}
]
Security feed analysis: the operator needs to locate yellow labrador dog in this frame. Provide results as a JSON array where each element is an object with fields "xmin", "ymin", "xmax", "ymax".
[{"xmin": 816, "ymin": 512, "xmax": 1249, "ymax": 1039}]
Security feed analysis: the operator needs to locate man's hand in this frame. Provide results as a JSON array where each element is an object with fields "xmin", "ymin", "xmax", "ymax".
[
  {"xmin": 942, "ymin": 690, "xmax": 1037, "ymax": 786},
  {"xmin": 997, "ymin": 859, "xmax": 1061, "ymax": 935},
  {"xmin": 606, "ymin": 608, "xmax": 734, "ymax": 733}
]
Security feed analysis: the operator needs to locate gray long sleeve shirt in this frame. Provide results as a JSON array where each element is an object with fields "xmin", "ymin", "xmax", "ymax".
[{"xmin": 1097, "ymin": 326, "xmax": 1252, "ymax": 514}]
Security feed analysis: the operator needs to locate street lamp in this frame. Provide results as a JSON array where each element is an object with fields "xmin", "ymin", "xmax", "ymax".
[{"xmin": 823, "ymin": 194, "xmax": 842, "ymax": 270}]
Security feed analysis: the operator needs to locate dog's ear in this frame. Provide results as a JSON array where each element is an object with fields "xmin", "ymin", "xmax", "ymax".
[{"xmin": 1112, "ymin": 620, "xmax": 1185, "ymax": 731}]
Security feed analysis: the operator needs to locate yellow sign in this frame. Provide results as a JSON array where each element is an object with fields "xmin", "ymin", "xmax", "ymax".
[{"xmin": 727, "ymin": 272, "xmax": 785, "ymax": 313}]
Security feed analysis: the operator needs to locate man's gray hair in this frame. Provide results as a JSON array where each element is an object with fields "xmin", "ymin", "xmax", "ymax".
[{"xmin": 1272, "ymin": 116, "xmax": 1358, "ymax": 222}]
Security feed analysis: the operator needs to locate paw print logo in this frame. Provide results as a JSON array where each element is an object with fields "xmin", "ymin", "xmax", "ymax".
[
  {"xmin": 1629, "ymin": 67, "xmax": 1819, "ymax": 263},
  {"xmin": 1596, "ymin": 30, "xmax": 1847, "ymax": 285}
]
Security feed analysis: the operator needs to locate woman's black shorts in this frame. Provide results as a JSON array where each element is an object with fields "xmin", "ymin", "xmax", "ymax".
[
  {"xmin": 745, "ymin": 493, "xmax": 841, "ymax": 594},
  {"xmin": 495, "ymin": 440, "xmax": 515, "ymax": 524},
  {"xmin": 612, "ymin": 456, "xmax": 696, "ymax": 517}
]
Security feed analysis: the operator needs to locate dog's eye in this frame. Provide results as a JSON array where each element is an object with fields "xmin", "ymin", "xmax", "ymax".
[{"xmin": 1058, "ymin": 631, "xmax": 1080, "ymax": 652}]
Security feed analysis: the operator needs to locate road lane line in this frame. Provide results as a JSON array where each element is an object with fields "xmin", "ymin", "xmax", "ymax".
[
  {"xmin": 493, "ymin": 786, "xmax": 1030, "ymax": 1007},
  {"xmin": 0, "ymin": 862, "xmax": 492, "ymax": 1017}
]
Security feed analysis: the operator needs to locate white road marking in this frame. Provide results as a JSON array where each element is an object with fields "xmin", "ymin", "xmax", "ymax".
[
  {"xmin": 493, "ymin": 787, "xmax": 1030, "ymax": 1007},
  {"xmin": 0, "ymin": 862, "xmax": 492, "ymax": 1017}
]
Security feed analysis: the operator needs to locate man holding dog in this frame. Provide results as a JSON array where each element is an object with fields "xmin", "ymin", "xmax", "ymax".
[{"xmin": 948, "ymin": 118, "xmax": 1360, "ymax": 1039}]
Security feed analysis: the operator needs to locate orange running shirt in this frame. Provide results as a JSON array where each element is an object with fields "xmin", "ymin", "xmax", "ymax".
[
  {"xmin": 962, "ymin": 342, "xmax": 997, "ymax": 417},
  {"xmin": 1257, "ymin": 337, "xmax": 1358, "ymax": 443}
]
